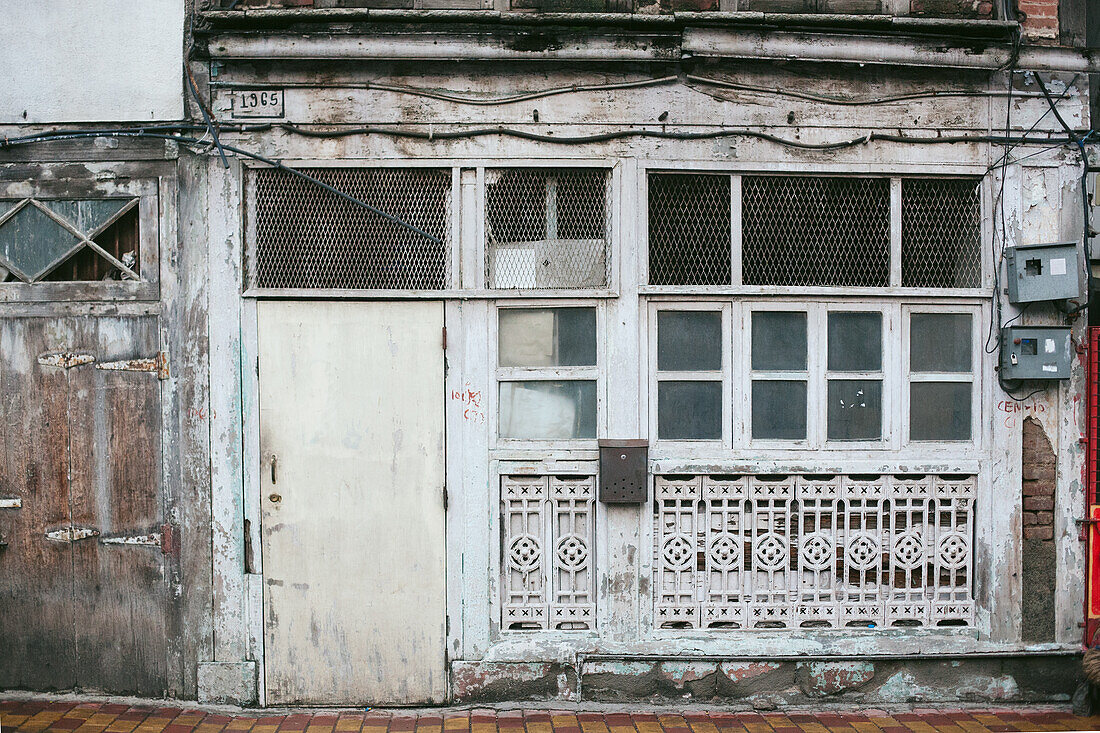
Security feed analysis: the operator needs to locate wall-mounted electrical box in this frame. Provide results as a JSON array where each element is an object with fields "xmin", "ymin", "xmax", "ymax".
[
  {"xmin": 1005, "ymin": 242, "xmax": 1082, "ymax": 303},
  {"xmin": 599, "ymin": 439, "xmax": 648, "ymax": 503},
  {"xmin": 1000, "ymin": 326, "xmax": 1073, "ymax": 380}
]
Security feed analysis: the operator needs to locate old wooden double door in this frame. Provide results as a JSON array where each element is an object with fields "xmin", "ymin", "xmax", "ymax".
[
  {"xmin": 0, "ymin": 315, "xmax": 170, "ymax": 694},
  {"xmin": 258, "ymin": 300, "xmax": 447, "ymax": 705}
]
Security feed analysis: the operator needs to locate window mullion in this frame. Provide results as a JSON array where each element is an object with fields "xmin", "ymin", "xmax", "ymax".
[{"xmin": 890, "ymin": 177, "xmax": 903, "ymax": 287}]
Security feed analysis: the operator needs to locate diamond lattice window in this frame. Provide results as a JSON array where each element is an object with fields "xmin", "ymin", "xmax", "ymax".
[
  {"xmin": 249, "ymin": 167, "xmax": 452, "ymax": 290},
  {"xmin": 502, "ymin": 475, "xmax": 596, "ymax": 630},
  {"xmin": 0, "ymin": 198, "xmax": 140, "ymax": 283},
  {"xmin": 654, "ymin": 474, "xmax": 975, "ymax": 630},
  {"xmin": 485, "ymin": 169, "xmax": 610, "ymax": 289},
  {"xmin": 901, "ymin": 178, "xmax": 982, "ymax": 288},
  {"xmin": 648, "ymin": 173, "xmax": 732, "ymax": 286},
  {"xmin": 742, "ymin": 176, "xmax": 891, "ymax": 287}
]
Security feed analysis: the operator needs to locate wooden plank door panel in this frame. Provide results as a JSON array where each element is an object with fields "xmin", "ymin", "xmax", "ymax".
[
  {"xmin": 0, "ymin": 318, "xmax": 79, "ymax": 690},
  {"xmin": 70, "ymin": 316, "xmax": 167, "ymax": 695},
  {"xmin": 259, "ymin": 300, "xmax": 447, "ymax": 705}
]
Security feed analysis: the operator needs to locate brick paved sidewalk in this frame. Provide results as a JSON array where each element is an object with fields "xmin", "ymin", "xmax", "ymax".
[{"xmin": 4, "ymin": 701, "xmax": 1100, "ymax": 733}]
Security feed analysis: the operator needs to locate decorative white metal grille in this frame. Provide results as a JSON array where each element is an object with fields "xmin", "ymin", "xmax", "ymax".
[
  {"xmin": 485, "ymin": 169, "xmax": 610, "ymax": 290},
  {"xmin": 248, "ymin": 167, "xmax": 452, "ymax": 290},
  {"xmin": 654, "ymin": 474, "xmax": 975, "ymax": 630},
  {"xmin": 901, "ymin": 178, "xmax": 982, "ymax": 288},
  {"xmin": 502, "ymin": 475, "xmax": 596, "ymax": 630},
  {"xmin": 742, "ymin": 176, "xmax": 891, "ymax": 287}
]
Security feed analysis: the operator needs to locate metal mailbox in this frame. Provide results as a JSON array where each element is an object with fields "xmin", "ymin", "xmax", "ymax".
[
  {"xmin": 1000, "ymin": 326, "xmax": 1073, "ymax": 380},
  {"xmin": 599, "ymin": 439, "xmax": 648, "ymax": 503},
  {"xmin": 1005, "ymin": 242, "xmax": 1082, "ymax": 304}
]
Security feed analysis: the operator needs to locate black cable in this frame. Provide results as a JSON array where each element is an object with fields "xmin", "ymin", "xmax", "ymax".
[
  {"xmin": 185, "ymin": 65, "xmax": 229, "ymax": 169},
  {"xmin": 0, "ymin": 130, "xmax": 444, "ymax": 246}
]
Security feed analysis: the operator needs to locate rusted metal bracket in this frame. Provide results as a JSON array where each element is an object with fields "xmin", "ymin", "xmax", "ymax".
[
  {"xmin": 45, "ymin": 526, "xmax": 100, "ymax": 543},
  {"xmin": 101, "ymin": 532, "xmax": 162, "ymax": 548},
  {"xmin": 37, "ymin": 352, "xmax": 95, "ymax": 369},
  {"xmin": 96, "ymin": 351, "xmax": 170, "ymax": 380},
  {"xmin": 0, "ymin": 497, "xmax": 22, "ymax": 509}
]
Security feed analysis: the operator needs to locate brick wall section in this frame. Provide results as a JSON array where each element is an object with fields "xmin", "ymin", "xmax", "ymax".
[
  {"xmin": 1017, "ymin": 0, "xmax": 1060, "ymax": 41},
  {"xmin": 1023, "ymin": 416, "xmax": 1057, "ymax": 541}
]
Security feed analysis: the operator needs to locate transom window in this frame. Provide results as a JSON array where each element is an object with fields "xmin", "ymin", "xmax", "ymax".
[{"xmin": 647, "ymin": 173, "xmax": 983, "ymax": 289}]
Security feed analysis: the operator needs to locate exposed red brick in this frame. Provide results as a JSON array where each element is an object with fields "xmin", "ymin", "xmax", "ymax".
[
  {"xmin": 1023, "ymin": 511, "xmax": 1039, "ymax": 525},
  {"xmin": 1023, "ymin": 496, "xmax": 1054, "ymax": 511},
  {"xmin": 1024, "ymin": 525, "xmax": 1055, "ymax": 540}
]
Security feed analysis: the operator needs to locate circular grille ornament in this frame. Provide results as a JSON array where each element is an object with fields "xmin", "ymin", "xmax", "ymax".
[
  {"xmin": 893, "ymin": 531, "xmax": 926, "ymax": 569},
  {"xmin": 663, "ymin": 534, "xmax": 695, "ymax": 570},
  {"xmin": 938, "ymin": 533, "xmax": 969, "ymax": 569},
  {"xmin": 708, "ymin": 534, "xmax": 741, "ymax": 569},
  {"xmin": 800, "ymin": 533, "xmax": 833, "ymax": 570},
  {"xmin": 755, "ymin": 533, "xmax": 787, "ymax": 570},
  {"xmin": 845, "ymin": 533, "xmax": 880, "ymax": 571},
  {"xmin": 508, "ymin": 534, "xmax": 541, "ymax": 572},
  {"xmin": 556, "ymin": 534, "xmax": 589, "ymax": 569}
]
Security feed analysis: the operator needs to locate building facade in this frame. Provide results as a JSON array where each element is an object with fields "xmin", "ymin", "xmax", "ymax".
[{"xmin": 1, "ymin": 0, "xmax": 1099, "ymax": 708}]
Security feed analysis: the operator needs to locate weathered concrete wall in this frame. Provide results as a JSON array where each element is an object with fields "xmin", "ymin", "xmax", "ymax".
[
  {"xmin": 451, "ymin": 656, "xmax": 1082, "ymax": 704},
  {"xmin": 0, "ymin": 0, "xmax": 184, "ymax": 123}
]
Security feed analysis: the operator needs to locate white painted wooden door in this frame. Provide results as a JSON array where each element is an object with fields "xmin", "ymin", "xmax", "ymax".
[{"xmin": 258, "ymin": 300, "xmax": 446, "ymax": 705}]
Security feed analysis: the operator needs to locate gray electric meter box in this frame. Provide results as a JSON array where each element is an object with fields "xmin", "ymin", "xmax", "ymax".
[
  {"xmin": 999, "ymin": 326, "xmax": 1072, "ymax": 380},
  {"xmin": 1005, "ymin": 242, "xmax": 1082, "ymax": 303}
]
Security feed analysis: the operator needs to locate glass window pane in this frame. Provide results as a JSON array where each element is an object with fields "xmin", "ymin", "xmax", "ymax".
[
  {"xmin": 911, "ymin": 313, "xmax": 972, "ymax": 373},
  {"xmin": 657, "ymin": 310, "xmax": 723, "ymax": 371},
  {"xmin": 658, "ymin": 381, "xmax": 722, "ymax": 439},
  {"xmin": 751, "ymin": 311, "xmax": 807, "ymax": 371},
  {"xmin": 751, "ymin": 380, "xmax": 807, "ymax": 440},
  {"xmin": 827, "ymin": 312, "xmax": 882, "ymax": 372},
  {"xmin": 910, "ymin": 382, "xmax": 971, "ymax": 441},
  {"xmin": 499, "ymin": 381, "xmax": 596, "ymax": 439},
  {"xmin": 499, "ymin": 307, "xmax": 596, "ymax": 367},
  {"xmin": 827, "ymin": 379, "xmax": 882, "ymax": 441}
]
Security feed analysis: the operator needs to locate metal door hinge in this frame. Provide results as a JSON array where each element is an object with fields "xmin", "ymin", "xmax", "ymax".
[
  {"xmin": 97, "ymin": 350, "xmax": 169, "ymax": 380},
  {"xmin": 442, "ymin": 326, "xmax": 447, "ymax": 350},
  {"xmin": 38, "ymin": 352, "xmax": 95, "ymax": 369},
  {"xmin": 443, "ymin": 486, "xmax": 449, "ymax": 511},
  {"xmin": 101, "ymin": 532, "xmax": 162, "ymax": 548},
  {"xmin": 45, "ymin": 526, "xmax": 100, "ymax": 543}
]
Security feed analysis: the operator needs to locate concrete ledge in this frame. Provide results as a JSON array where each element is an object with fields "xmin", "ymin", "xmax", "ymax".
[
  {"xmin": 197, "ymin": 661, "xmax": 258, "ymax": 706},
  {"xmin": 450, "ymin": 655, "xmax": 1083, "ymax": 705}
]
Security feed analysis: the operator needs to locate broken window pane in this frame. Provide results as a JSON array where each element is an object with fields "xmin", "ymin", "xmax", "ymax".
[
  {"xmin": 648, "ymin": 173, "xmax": 732, "ymax": 285},
  {"xmin": 827, "ymin": 312, "xmax": 882, "ymax": 372},
  {"xmin": 752, "ymin": 380, "xmax": 807, "ymax": 440},
  {"xmin": 499, "ymin": 307, "xmax": 596, "ymax": 367},
  {"xmin": 827, "ymin": 379, "xmax": 882, "ymax": 441},
  {"xmin": 751, "ymin": 311, "xmax": 807, "ymax": 371},
  {"xmin": 0, "ymin": 198, "xmax": 138, "ymax": 283},
  {"xmin": 657, "ymin": 381, "xmax": 722, "ymax": 440},
  {"xmin": 911, "ymin": 313, "xmax": 971, "ymax": 373},
  {"xmin": 910, "ymin": 382, "xmax": 971, "ymax": 441},
  {"xmin": 657, "ymin": 310, "xmax": 722, "ymax": 372},
  {"xmin": 499, "ymin": 380, "xmax": 596, "ymax": 440}
]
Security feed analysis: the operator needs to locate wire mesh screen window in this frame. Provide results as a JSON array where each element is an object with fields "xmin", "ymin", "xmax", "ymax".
[
  {"xmin": 485, "ymin": 168, "xmax": 611, "ymax": 290},
  {"xmin": 249, "ymin": 167, "xmax": 452, "ymax": 290},
  {"xmin": 646, "ymin": 173, "xmax": 982, "ymax": 289},
  {"xmin": 901, "ymin": 178, "xmax": 982, "ymax": 288}
]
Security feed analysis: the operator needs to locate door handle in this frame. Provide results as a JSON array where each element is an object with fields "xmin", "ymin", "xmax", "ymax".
[{"xmin": 270, "ymin": 454, "xmax": 277, "ymax": 484}]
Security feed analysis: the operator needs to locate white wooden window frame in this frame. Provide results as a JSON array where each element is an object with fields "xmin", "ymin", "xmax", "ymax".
[
  {"xmin": 901, "ymin": 305, "xmax": 983, "ymax": 447},
  {"xmin": 491, "ymin": 299, "xmax": 606, "ymax": 450},
  {"xmin": 647, "ymin": 300, "xmax": 733, "ymax": 449},
  {"xmin": 0, "ymin": 172, "xmax": 162, "ymax": 302}
]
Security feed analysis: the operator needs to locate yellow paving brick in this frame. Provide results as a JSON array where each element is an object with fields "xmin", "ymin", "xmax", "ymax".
[
  {"xmin": 898, "ymin": 722, "xmax": 939, "ymax": 733},
  {"xmin": 105, "ymin": 721, "xmax": 139, "ymax": 733},
  {"xmin": 795, "ymin": 723, "xmax": 831, "ymax": 733},
  {"xmin": 635, "ymin": 720, "xmax": 664, "ymax": 733},
  {"xmin": 471, "ymin": 720, "xmax": 497, "ymax": 733},
  {"xmin": 335, "ymin": 721, "xmax": 362, "ymax": 733},
  {"xmin": 580, "ymin": 720, "xmax": 609, "ymax": 733},
  {"xmin": 740, "ymin": 720, "xmax": 772, "ymax": 733},
  {"xmin": 850, "ymin": 721, "xmax": 882, "ymax": 733},
  {"xmin": 687, "ymin": 721, "xmax": 720, "ymax": 733}
]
